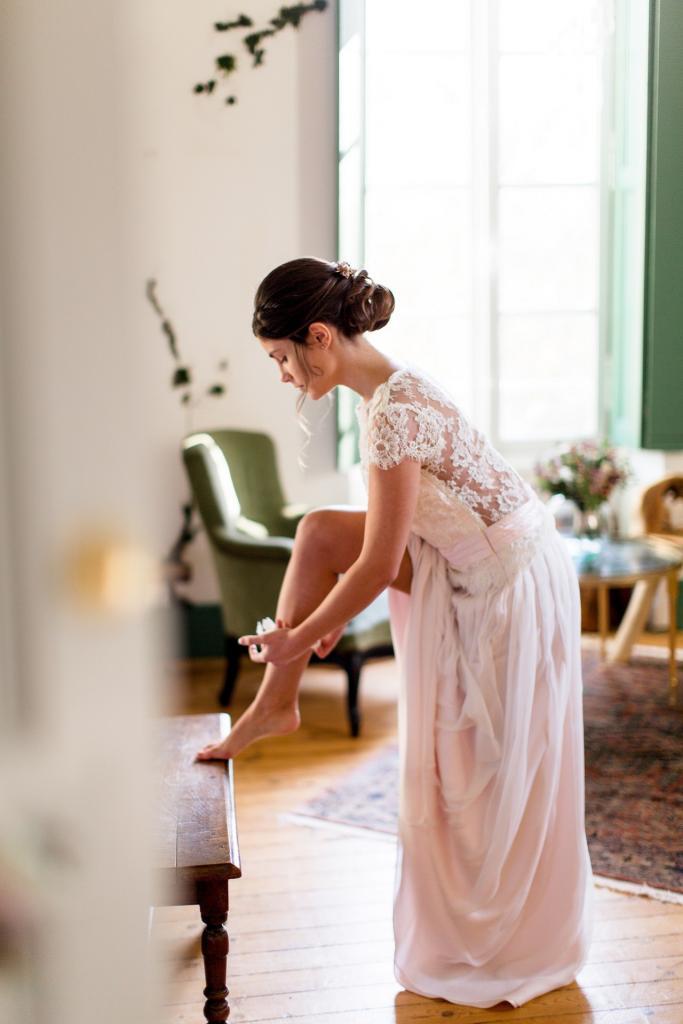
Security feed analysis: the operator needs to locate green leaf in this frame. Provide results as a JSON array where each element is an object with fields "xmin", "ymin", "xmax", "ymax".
[
  {"xmin": 214, "ymin": 15, "xmax": 253, "ymax": 31},
  {"xmin": 215, "ymin": 53, "xmax": 237, "ymax": 74},
  {"xmin": 173, "ymin": 366, "xmax": 191, "ymax": 387},
  {"xmin": 243, "ymin": 32, "xmax": 259, "ymax": 53},
  {"xmin": 207, "ymin": 384, "xmax": 225, "ymax": 396}
]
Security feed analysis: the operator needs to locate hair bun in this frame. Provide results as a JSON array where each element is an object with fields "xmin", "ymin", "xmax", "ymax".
[
  {"xmin": 341, "ymin": 267, "xmax": 395, "ymax": 334},
  {"xmin": 252, "ymin": 256, "xmax": 396, "ymax": 343}
]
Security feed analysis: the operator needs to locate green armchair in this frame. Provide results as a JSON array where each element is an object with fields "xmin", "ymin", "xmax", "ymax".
[{"xmin": 181, "ymin": 429, "xmax": 394, "ymax": 736}]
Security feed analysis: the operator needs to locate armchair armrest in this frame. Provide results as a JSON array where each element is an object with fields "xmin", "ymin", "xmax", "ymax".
[
  {"xmin": 212, "ymin": 525, "xmax": 294, "ymax": 562},
  {"xmin": 275, "ymin": 502, "xmax": 311, "ymax": 538}
]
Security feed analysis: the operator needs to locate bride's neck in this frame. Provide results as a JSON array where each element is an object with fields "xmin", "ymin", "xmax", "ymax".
[{"xmin": 336, "ymin": 340, "xmax": 402, "ymax": 402}]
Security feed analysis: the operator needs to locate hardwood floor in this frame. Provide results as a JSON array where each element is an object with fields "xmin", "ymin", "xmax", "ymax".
[{"xmin": 151, "ymin": 642, "xmax": 683, "ymax": 1024}]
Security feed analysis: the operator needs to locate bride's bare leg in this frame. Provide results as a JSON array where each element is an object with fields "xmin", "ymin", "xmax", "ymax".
[{"xmin": 195, "ymin": 507, "xmax": 407, "ymax": 761}]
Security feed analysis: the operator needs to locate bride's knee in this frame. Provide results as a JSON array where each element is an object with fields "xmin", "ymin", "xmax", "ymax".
[
  {"xmin": 295, "ymin": 508, "xmax": 338, "ymax": 554},
  {"xmin": 294, "ymin": 507, "xmax": 365, "ymax": 568}
]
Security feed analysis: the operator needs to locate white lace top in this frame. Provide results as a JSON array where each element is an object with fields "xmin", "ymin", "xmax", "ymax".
[{"xmin": 355, "ymin": 366, "xmax": 554, "ymax": 595}]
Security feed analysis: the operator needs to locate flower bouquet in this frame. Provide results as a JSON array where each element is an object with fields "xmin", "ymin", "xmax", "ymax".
[{"xmin": 534, "ymin": 439, "xmax": 632, "ymax": 537}]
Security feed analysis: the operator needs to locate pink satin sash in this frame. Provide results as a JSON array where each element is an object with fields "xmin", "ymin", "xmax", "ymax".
[{"xmin": 439, "ymin": 497, "xmax": 553, "ymax": 570}]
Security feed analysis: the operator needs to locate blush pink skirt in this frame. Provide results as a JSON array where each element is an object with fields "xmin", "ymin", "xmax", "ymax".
[{"xmin": 387, "ymin": 500, "xmax": 594, "ymax": 1008}]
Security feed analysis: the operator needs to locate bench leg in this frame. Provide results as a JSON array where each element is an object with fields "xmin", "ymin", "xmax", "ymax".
[{"xmin": 197, "ymin": 878, "xmax": 230, "ymax": 1023}]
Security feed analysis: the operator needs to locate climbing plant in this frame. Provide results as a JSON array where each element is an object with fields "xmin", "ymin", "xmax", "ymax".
[
  {"xmin": 145, "ymin": 278, "xmax": 231, "ymax": 589},
  {"xmin": 145, "ymin": 278, "xmax": 229, "ymax": 413},
  {"xmin": 193, "ymin": 2, "xmax": 328, "ymax": 105}
]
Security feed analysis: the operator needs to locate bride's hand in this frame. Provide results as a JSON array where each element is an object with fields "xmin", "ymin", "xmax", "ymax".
[
  {"xmin": 238, "ymin": 617, "xmax": 308, "ymax": 665},
  {"xmin": 238, "ymin": 616, "xmax": 302, "ymax": 665},
  {"xmin": 312, "ymin": 623, "xmax": 346, "ymax": 659}
]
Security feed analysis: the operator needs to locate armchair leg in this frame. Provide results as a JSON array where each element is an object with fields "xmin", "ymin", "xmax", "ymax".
[
  {"xmin": 343, "ymin": 651, "xmax": 364, "ymax": 738},
  {"xmin": 219, "ymin": 635, "xmax": 242, "ymax": 706}
]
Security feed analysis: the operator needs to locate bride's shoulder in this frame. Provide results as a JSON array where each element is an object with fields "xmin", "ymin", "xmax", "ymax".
[
  {"xmin": 356, "ymin": 363, "xmax": 461, "ymax": 421},
  {"xmin": 392, "ymin": 365, "xmax": 459, "ymax": 410}
]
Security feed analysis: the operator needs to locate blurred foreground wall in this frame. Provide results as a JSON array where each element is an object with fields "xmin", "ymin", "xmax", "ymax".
[{"xmin": 0, "ymin": 1, "xmax": 169, "ymax": 1019}]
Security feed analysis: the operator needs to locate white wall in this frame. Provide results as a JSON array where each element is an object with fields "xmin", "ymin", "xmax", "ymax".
[{"xmin": 127, "ymin": 0, "xmax": 350, "ymax": 600}]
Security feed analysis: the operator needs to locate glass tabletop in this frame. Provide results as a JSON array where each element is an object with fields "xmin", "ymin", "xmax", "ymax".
[{"xmin": 562, "ymin": 535, "xmax": 682, "ymax": 580}]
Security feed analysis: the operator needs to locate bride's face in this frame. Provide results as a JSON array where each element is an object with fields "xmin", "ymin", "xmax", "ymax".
[{"xmin": 259, "ymin": 324, "xmax": 337, "ymax": 400}]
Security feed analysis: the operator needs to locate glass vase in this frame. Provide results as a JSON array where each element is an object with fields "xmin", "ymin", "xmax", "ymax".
[{"xmin": 573, "ymin": 503, "xmax": 612, "ymax": 539}]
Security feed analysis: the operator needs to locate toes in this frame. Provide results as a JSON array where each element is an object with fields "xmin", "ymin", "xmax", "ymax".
[
  {"xmin": 194, "ymin": 744, "xmax": 231, "ymax": 762},
  {"xmin": 195, "ymin": 747, "xmax": 214, "ymax": 760}
]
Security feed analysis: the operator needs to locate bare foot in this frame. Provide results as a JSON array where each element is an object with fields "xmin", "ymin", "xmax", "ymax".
[{"xmin": 194, "ymin": 701, "xmax": 300, "ymax": 761}]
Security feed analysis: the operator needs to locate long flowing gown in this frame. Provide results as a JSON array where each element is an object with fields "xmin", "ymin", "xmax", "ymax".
[{"xmin": 355, "ymin": 365, "xmax": 594, "ymax": 1009}]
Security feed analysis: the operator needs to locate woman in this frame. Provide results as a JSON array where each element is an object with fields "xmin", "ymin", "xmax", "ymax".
[{"xmin": 195, "ymin": 256, "xmax": 594, "ymax": 1009}]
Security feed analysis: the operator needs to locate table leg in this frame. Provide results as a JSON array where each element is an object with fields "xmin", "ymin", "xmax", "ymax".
[
  {"xmin": 667, "ymin": 568, "xmax": 679, "ymax": 707},
  {"xmin": 197, "ymin": 878, "xmax": 230, "ymax": 1023},
  {"xmin": 597, "ymin": 584, "xmax": 609, "ymax": 660},
  {"xmin": 608, "ymin": 576, "xmax": 659, "ymax": 665}
]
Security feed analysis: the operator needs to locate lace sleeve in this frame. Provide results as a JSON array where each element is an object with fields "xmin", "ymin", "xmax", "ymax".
[
  {"xmin": 359, "ymin": 366, "xmax": 535, "ymax": 525},
  {"xmin": 365, "ymin": 378, "xmax": 445, "ymax": 470}
]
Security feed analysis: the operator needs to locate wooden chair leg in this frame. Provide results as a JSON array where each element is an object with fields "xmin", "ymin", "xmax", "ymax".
[
  {"xmin": 608, "ymin": 577, "xmax": 659, "ymax": 665},
  {"xmin": 343, "ymin": 651, "xmax": 364, "ymax": 738},
  {"xmin": 219, "ymin": 635, "xmax": 241, "ymax": 706}
]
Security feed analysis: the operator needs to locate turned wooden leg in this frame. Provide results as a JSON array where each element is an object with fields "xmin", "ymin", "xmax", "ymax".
[
  {"xmin": 344, "ymin": 651, "xmax": 364, "ymax": 738},
  {"xmin": 667, "ymin": 568, "xmax": 679, "ymax": 707},
  {"xmin": 219, "ymin": 636, "xmax": 241, "ymax": 707},
  {"xmin": 197, "ymin": 878, "xmax": 230, "ymax": 1023}
]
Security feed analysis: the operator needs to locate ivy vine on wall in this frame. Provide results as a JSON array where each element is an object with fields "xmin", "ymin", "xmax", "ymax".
[
  {"xmin": 145, "ymin": 278, "xmax": 230, "ymax": 588},
  {"xmin": 193, "ymin": 2, "xmax": 328, "ymax": 105},
  {"xmin": 145, "ymin": 278, "xmax": 229, "ymax": 411}
]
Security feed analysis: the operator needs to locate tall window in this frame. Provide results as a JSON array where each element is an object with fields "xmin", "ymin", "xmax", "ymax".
[{"xmin": 338, "ymin": 0, "xmax": 608, "ymax": 465}]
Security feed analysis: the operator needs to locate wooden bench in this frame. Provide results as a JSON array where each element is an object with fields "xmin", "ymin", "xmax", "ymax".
[{"xmin": 153, "ymin": 712, "xmax": 241, "ymax": 1023}]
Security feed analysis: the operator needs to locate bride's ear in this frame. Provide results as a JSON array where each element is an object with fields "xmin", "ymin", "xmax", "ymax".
[{"xmin": 307, "ymin": 321, "xmax": 333, "ymax": 350}]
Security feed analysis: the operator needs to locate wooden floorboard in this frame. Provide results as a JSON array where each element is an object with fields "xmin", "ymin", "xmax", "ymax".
[{"xmin": 152, "ymin": 639, "xmax": 683, "ymax": 1023}]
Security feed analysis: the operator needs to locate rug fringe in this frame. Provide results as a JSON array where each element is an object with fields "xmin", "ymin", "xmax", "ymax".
[{"xmin": 593, "ymin": 873, "xmax": 683, "ymax": 904}]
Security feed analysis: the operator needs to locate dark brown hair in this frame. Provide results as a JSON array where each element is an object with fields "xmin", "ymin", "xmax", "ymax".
[{"xmin": 252, "ymin": 256, "xmax": 395, "ymax": 342}]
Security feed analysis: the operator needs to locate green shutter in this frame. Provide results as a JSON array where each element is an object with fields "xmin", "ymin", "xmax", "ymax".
[
  {"xmin": 607, "ymin": 0, "xmax": 683, "ymax": 451},
  {"xmin": 641, "ymin": 0, "xmax": 683, "ymax": 448}
]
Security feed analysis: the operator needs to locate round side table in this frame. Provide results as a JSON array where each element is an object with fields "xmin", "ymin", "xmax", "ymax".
[{"xmin": 563, "ymin": 535, "xmax": 682, "ymax": 706}]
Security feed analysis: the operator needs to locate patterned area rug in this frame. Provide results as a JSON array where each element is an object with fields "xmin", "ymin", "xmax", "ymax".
[{"xmin": 295, "ymin": 650, "xmax": 683, "ymax": 895}]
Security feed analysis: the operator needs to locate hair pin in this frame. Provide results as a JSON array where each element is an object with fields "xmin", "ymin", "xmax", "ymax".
[{"xmin": 335, "ymin": 260, "xmax": 353, "ymax": 279}]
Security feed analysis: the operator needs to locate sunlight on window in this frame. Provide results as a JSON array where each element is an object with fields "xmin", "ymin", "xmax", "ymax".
[
  {"xmin": 359, "ymin": 0, "xmax": 605, "ymax": 447},
  {"xmin": 365, "ymin": 0, "xmax": 473, "ymax": 413}
]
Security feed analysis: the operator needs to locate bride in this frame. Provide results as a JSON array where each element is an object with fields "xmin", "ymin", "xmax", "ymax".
[{"xmin": 195, "ymin": 256, "xmax": 594, "ymax": 1009}]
